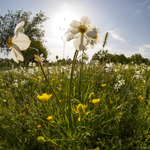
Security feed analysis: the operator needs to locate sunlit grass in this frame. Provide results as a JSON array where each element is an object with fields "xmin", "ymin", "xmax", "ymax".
[{"xmin": 0, "ymin": 61, "xmax": 150, "ymax": 149}]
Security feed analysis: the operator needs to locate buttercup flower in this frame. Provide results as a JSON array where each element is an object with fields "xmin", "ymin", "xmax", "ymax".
[
  {"xmin": 7, "ymin": 21, "xmax": 31, "ymax": 63},
  {"xmin": 66, "ymin": 16, "xmax": 97, "ymax": 50},
  {"xmin": 37, "ymin": 93, "xmax": 52, "ymax": 105},
  {"xmin": 73, "ymin": 103, "xmax": 90, "ymax": 121},
  {"xmin": 91, "ymin": 99, "xmax": 100, "ymax": 105},
  {"xmin": 46, "ymin": 116, "xmax": 53, "ymax": 120}
]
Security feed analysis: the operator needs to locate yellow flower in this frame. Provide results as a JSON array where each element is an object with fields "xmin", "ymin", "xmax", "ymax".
[
  {"xmin": 46, "ymin": 116, "xmax": 53, "ymax": 120},
  {"xmin": 76, "ymin": 103, "xmax": 87, "ymax": 114},
  {"xmin": 73, "ymin": 103, "xmax": 90, "ymax": 121},
  {"xmin": 138, "ymin": 95, "xmax": 143, "ymax": 100},
  {"xmin": 37, "ymin": 93, "xmax": 52, "ymax": 105},
  {"xmin": 110, "ymin": 101, "xmax": 113, "ymax": 104},
  {"xmin": 3, "ymin": 100, "xmax": 7, "ymax": 103},
  {"xmin": 37, "ymin": 136, "xmax": 46, "ymax": 144},
  {"xmin": 93, "ymin": 147, "xmax": 100, "ymax": 150},
  {"xmin": 101, "ymin": 84, "xmax": 106, "ymax": 87},
  {"xmin": 46, "ymin": 116, "xmax": 55, "ymax": 123},
  {"xmin": 91, "ymin": 99, "xmax": 100, "ymax": 105},
  {"xmin": 37, "ymin": 125, "xmax": 41, "ymax": 130}
]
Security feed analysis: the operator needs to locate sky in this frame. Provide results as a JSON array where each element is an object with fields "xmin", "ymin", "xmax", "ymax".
[{"xmin": 0, "ymin": 0, "xmax": 150, "ymax": 62}]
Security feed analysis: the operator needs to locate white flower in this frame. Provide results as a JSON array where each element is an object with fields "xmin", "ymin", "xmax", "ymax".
[
  {"xmin": 7, "ymin": 21, "xmax": 31, "ymax": 63},
  {"xmin": 89, "ymin": 27, "xmax": 101, "ymax": 49},
  {"xmin": 66, "ymin": 16, "xmax": 97, "ymax": 50}
]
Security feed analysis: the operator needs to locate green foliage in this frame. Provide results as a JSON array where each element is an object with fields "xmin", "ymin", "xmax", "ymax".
[{"xmin": 92, "ymin": 49, "xmax": 150, "ymax": 65}]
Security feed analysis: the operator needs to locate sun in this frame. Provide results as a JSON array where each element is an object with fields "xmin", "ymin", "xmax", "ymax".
[{"xmin": 51, "ymin": 11, "xmax": 80, "ymax": 36}]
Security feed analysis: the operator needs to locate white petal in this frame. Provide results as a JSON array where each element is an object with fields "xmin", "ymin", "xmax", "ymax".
[
  {"xmin": 86, "ymin": 25, "xmax": 97, "ymax": 38},
  {"xmin": 95, "ymin": 36, "xmax": 101, "ymax": 44},
  {"xmin": 66, "ymin": 33, "xmax": 80, "ymax": 41},
  {"xmin": 73, "ymin": 34, "xmax": 88, "ymax": 50},
  {"xmin": 80, "ymin": 16, "xmax": 91, "ymax": 27},
  {"xmin": 12, "ymin": 33, "xmax": 31, "ymax": 50},
  {"xmin": 11, "ymin": 45, "xmax": 24, "ymax": 63},
  {"xmin": 14, "ymin": 21, "xmax": 25, "ymax": 34},
  {"xmin": 69, "ymin": 20, "xmax": 80, "ymax": 34}
]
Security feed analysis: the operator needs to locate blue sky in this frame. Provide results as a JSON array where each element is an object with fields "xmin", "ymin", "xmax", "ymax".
[{"xmin": 0, "ymin": 0, "xmax": 150, "ymax": 61}]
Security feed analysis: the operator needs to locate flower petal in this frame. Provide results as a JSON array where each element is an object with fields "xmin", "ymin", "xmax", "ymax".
[
  {"xmin": 11, "ymin": 45, "xmax": 24, "ymax": 63},
  {"xmin": 12, "ymin": 33, "xmax": 31, "ymax": 50},
  {"xmin": 69, "ymin": 20, "xmax": 80, "ymax": 34},
  {"xmin": 86, "ymin": 25, "xmax": 97, "ymax": 38},
  {"xmin": 14, "ymin": 21, "xmax": 25, "ymax": 34},
  {"xmin": 73, "ymin": 34, "xmax": 88, "ymax": 50},
  {"xmin": 80, "ymin": 16, "xmax": 91, "ymax": 27},
  {"xmin": 66, "ymin": 33, "xmax": 80, "ymax": 41}
]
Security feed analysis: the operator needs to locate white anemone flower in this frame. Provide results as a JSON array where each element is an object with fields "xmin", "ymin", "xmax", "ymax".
[
  {"xmin": 89, "ymin": 27, "xmax": 101, "ymax": 49},
  {"xmin": 7, "ymin": 21, "xmax": 31, "ymax": 63},
  {"xmin": 66, "ymin": 16, "xmax": 97, "ymax": 51}
]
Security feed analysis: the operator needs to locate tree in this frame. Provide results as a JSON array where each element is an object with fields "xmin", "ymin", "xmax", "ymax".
[{"xmin": 0, "ymin": 9, "xmax": 49, "ymax": 63}]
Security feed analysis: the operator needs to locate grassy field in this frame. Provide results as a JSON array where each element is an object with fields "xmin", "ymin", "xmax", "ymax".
[{"xmin": 0, "ymin": 57, "xmax": 150, "ymax": 150}]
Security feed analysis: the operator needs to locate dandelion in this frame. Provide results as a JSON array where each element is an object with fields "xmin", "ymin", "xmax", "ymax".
[
  {"xmin": 3, "ymin": 100, "xmax": 7, "ymax": 103},
  {"xmin": 37, "ymin": 93, "xmax": 52, "ymax": 105},
  {"xmin": 91, "ymin": 99, "xmax": 100, "ymax": 105},
  {"xmin": 66, "ymin": 16, "xmax": 97, "ymax": 50},
  {"xmin": 93, "ymin": 147, "xmax": 100, "ymax": 150},
  {"xmin": 37, "ymin": 136, "xmax": 46, "ymax": 144},
  {"xmin": 7, "ymin": 21, "xmax": 31, "ymax": 63}
]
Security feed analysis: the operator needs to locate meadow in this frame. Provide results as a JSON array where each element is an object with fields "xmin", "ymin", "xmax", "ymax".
[{"xmin": 1, "ymin": 55, "xmax": 150, "ymax": 150}]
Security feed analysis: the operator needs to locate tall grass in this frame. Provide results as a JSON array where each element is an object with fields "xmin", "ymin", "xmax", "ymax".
[{"xmin": 0, "ymin": 59, "xmax": 150, "ymax": 149}]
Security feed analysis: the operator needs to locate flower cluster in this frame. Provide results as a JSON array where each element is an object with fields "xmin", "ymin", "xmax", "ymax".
[
  {"xmin": 105, "ymin": 63, "xmax": 114, "ymax": 72},
  {"xmin": 114, "ymin": 75, "xmax": 125, "ymax": 91}
]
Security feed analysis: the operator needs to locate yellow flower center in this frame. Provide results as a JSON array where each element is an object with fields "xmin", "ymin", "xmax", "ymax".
[
  {"xmin": 93, "ymin": 35, "xmax": 98, "ymax": 39},
  {"xmin": 7, "ymin": 37, "xmax": 12, "ymax": 48},
  {"xmin": 78, "ymin": 25, "xmax": 87, "ymax": 33}
]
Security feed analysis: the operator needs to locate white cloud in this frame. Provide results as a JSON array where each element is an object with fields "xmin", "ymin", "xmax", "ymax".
[
  {"xmin": 108, "ymin": 30, "xmax": 126, "ymax": 42},
  {"xmin": 138, "ymin": 0, "xmax": 150, "ymax": 6},
  {"xmin": 135, "ymin": 10, "xmax": 142, "ymax": 14},
  {"xmin": 137, "ymin": 44, "xmax": 150, "ymax": 58}
]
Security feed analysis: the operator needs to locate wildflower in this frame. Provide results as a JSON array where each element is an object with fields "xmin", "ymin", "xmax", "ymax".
[
  {"xmin": 73, "ymin": 103, "xmax": 90, "ymax": 121},
  {"xmin": 90, "ymin": 27, "xmax": 101, "ymax": 49},
  {"xmin": 101, "ymin": 84, "xmax": 106, "ymax": 87},
  {"xmin": 37, "ymin": 93, "xmax": 52, "ymax": 105},
  {"xmin": 37, "ymin": 125, "xmax": 41, "ymax": 130},
  {"xmin": 46, "ymin": 116, "xmax": 55, "ymax": 123},
  {"xmin": 89, "ymin": 92, "xmax": 95, "ymax": 100},
  {"xmin": 93, "ymin": 147, "xmax": 100, "ymax": 150},
  {"xmin": 66, "ymin": 16, "xmax": 97, "ymax": 50},
  {"xmin": 46, "ymin": 116, "xmax": 53, "ymax": 120},
  {"xmin": 91, "ymin": 99, "xmax": 100, "ymax": 105},
  {"xmin": 7, "ymin": 21, "xmax": 31, "ymax": 63},
  {"xmin": 138, "ymin": 95, "xmax": 143, "ymax": 100},
  {"xmin": 37, "ymin": 136, "xmax": 46, "ymax": 144},
  {"xmin": 3, "ymin": 100, "xmax": 7, "ymax": 103}
]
